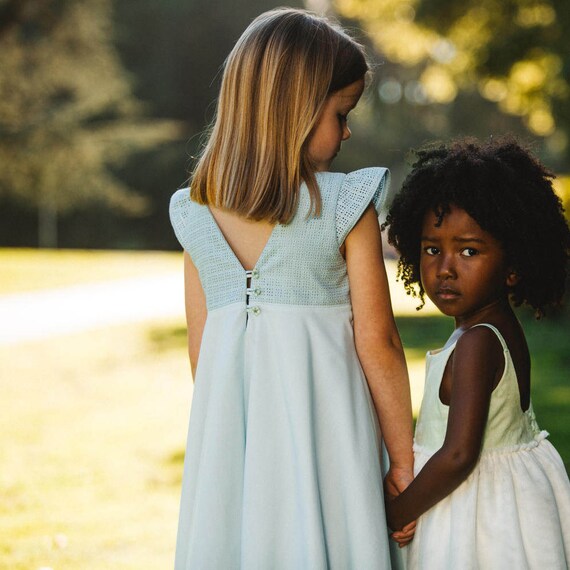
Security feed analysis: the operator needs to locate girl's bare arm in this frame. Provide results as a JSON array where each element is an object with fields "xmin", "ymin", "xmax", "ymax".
[
  {"xmin": 386, "ymin": 326, "xmax": 503, "ymax": 530},
  {"xmin": 184, "ymin": 252, "xmax": 207, "ymax": 379},
  {"xmin": 345, "ymin": 205, "xmax": 414, "ymax": 482}
]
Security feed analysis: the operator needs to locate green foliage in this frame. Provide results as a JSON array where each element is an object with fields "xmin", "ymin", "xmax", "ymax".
[
  {"xmin": 1, "ymin": 0, "xmax": 568, "ymax": 249},
  {"xmin": 335, "ymin": 0, "xmax": 570, "ymax": 167},
  {"xmin": 0, "ymin": 0, "xmax": 180, "ymax": 221}
]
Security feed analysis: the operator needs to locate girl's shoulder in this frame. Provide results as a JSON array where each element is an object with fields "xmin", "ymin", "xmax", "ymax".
[
  {"xmin": 452, "ymin": 323, "xmax": 507, "ymax": 370},
  {"xmin": 459, "ymin": 323, "xmax": 508, "ymax": 350},
  {"xmin": 450, "ymin": 323, "xmax": 520, "ymax": 392},
  {"xmin": 170, "ymin": 187, "xmax": 202, "ymax": 218},
  {"xmin": 458, "ymin": 320, "xmax": 527, "ymax": 360},
  {"xmin": 327, "ymin": 167, "xmax": 393, "ymax": 245},
  {"xmin": 169, "ymin": 188, "xmax": 212, "ymax": 255}
]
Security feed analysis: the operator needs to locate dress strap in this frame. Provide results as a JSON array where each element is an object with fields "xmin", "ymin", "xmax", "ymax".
[{"xmin": 470, "ymin": 323, "xmax": 509, "ymax": 352}]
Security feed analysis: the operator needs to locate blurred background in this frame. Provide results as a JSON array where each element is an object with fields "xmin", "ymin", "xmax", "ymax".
[{"xmin": 0, "ymin": 0, "xmax": 568, "ymax": 568}]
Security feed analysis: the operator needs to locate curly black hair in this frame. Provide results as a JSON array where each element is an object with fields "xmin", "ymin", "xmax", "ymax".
[{"xmin": 385, "ymin": 136, "xmax": 570, "ymax": 316}]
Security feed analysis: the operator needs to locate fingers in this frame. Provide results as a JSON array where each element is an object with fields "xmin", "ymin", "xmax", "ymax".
[
  {"xmin": 390, "ymin": 520, "xmax": 417, "ymax": 547},
  {"xmin": 393, "ymin": 521, "xmax": 416, "ymax": 539},
  {"xmin": 391, "ymin": 529, "xmax": 414, "ymax": 541},
  {"xmin": 390, "ymin": 533, "xmax": 413, "ymax": 547}
]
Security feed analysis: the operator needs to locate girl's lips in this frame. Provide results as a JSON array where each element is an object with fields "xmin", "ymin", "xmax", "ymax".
[{"xmin": 436, "ymin": 288, "xmax": 460, "ymax": 299}]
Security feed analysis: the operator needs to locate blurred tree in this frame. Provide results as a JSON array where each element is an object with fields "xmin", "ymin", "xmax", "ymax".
[
  {"xmin": 335, "ymin": 0, "xmax": 570, "ymax": 167},
  {"xmin": 114, "ymin": 0, "xmax": 305, "ymax": 165},
  {"xmin": 0, "ymin": 0, "xmax": 180, "ymax": 247}
]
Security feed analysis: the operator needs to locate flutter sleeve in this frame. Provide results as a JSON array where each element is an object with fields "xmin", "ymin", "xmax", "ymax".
[
  {"xmin": 169, "ymin": 188, "xmax": 194, "ymax": 253},
  {"xmin": 335, "ymin": 167, "xmax": 392, "ymax": 246}
]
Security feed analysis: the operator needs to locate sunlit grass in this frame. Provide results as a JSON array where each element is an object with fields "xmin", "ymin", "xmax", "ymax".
[
  {"xmin": 0, "ymin": 318, "xmax": 191, "ymax": 569},
  {"xmin": 0, "ymin": 248, "xmax": 182, "ymax": 294}
]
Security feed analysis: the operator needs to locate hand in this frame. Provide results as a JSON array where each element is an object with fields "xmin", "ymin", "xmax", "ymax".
[
  {"xmin": 384, "ymin": 466, "xmax": 417, "ymax": 547},
  {"xmin": 391, "ymin": 521, "xmax": 416, "ymax": 548},
  {"xmin": 384, "ymin": 465, "xmax": 413, "ymax": 498},
  {"xmin": 385, "ymin": 495, "xmax": 417, "ymax": 547}
]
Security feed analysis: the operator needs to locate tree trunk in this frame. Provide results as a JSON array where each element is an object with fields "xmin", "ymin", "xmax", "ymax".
[{"xmin": 38, "ymin": 197, "xmax": 58, "ymax": 248}]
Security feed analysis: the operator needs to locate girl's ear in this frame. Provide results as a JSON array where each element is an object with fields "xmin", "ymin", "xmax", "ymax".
[{"xmin": 506, "ymin": 269, "xmax": 520, "ymax": 287}]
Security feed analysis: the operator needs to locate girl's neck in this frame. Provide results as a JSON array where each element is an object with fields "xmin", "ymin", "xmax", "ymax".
[
  {"xmin": 444, "ymin": 297, "xmax": 520, "ymax": 348},
  {"xmin": 454, "ymin": 297, "xmax": 514, "ymax": 331}
]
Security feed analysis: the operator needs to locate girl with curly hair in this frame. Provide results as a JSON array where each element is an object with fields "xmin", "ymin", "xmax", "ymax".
[{"xmin": 384, "ymin": 137, "xmax": 570, "ymax": 569}]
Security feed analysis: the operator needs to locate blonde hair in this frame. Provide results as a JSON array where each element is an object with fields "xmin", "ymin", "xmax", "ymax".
[{"xmin": 190, "ymin": 8, "xmax": 368, "ymax": 223}]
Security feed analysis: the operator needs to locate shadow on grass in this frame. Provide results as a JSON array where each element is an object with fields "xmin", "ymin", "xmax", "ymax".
[
  {"xmin": 168, "ymin": 449, "xmax": 185, "ymax": 466},
  {"xmin": 148, "ymin": 325, "xmax": 187, "ymax": 352},
  {"xmin": 147, "ymin": 325, "xmax": 188, "ymax": 484},
  {"xmin": 159, "ymin": 449, "xmax": 185, "ymax": 487},
  {"xmin": 396, "ymin": 311, "xmax": 570, "ymax": 471}
]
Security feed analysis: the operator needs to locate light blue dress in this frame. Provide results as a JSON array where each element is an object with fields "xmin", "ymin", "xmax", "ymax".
[{"xmin": 169, "ymin": 168, "xmax": 402, "ymax": 569}]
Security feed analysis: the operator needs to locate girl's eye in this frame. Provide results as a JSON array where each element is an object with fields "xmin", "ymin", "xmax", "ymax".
[
  {"xmin": 423, "ymin": 246, "xmax": 439, "ymax": 255},
  {"xmin": 337, "ymin": 113, "xmax": 348, "ymax": 124},
  {"xmin": 461, "ymin": 247, "xmax": 478, "ymax": 257}
]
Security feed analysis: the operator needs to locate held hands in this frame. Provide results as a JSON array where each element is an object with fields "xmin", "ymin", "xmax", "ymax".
[{"xmin": 384, "ymin": 466, "xmax": 417, "ymax": 548}]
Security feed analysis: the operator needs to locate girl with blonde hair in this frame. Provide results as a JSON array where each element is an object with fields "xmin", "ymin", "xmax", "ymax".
[{"xmin": 170, "ymin": 7, "xmax": 413, "ymax": 568}]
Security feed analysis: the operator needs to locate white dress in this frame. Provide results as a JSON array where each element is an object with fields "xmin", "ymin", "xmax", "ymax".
[
  {"xmin": 169, "ymin": 169, "xmax": 404, "ymax": 569},
  {"xmin": 406, "ymin": 323, "xmax": 570, "ymax": 570}
]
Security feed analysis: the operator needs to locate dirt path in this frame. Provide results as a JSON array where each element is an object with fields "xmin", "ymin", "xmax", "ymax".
[
  {"xmin": 0, "ymin": 261, "xmax": 435, "ymax": 346},
  {"xmin": 0, "ymin": 273, "xmax": 184, "ymax": 345}
]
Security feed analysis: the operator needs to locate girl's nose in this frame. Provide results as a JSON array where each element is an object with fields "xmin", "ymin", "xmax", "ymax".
[
  {"xmin": 342, "ymin": 124, "xmax": 352, "ymax": 141},
  {"xmin": 437, "ymin": 255, "xmax": 456, "ymax": 279}
]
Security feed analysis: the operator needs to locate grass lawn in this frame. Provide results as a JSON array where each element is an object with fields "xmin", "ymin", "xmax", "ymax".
[
  {"xmin": 1, "ymin": 248, "xmax": 568, "ymax": 568},
  {"xmin": 0, "ymin": 318, "xmax": 191, "ymax": 570}
]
